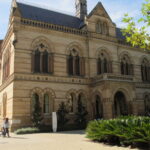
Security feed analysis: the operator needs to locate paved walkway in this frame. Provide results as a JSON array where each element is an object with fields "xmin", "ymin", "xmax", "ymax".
[{"xmin": 0, "ymin": 131, "xmax": 138, "ymax": 150}]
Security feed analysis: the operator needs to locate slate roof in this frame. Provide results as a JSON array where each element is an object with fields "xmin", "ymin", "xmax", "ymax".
[
  {"xmin": 16, "ymin": 2, "xmax": 125, "ymax": 40},
  {"xmin": 17, "ymin": 2, "xmax": 84, "ymax": 29}
]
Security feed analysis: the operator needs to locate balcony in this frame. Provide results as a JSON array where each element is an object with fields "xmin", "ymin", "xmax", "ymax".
[{"xmin": 90, "ymin": 73, "xmax": 134, "ymax": 84}]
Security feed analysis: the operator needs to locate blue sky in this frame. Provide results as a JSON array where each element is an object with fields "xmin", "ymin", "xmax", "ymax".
[{"xmin": 0, "ymin": 0, "xmax": 145, "ymax": 39}]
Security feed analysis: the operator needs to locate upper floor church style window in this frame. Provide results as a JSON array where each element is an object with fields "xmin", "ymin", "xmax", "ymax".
[
  {"xmin": 97, "ymin": 52, "xmax": 112, "ymax": 75},
  {"xmin": 120, "ymin": 55, "xmax": 133, "ymax": 75},
  {"xmin": 141, "ymin": 58, "xmax": 150, "ymax": 82},
  {"xmin": 31, "ymin": 43, "xmax": 54, "ymax": 74},
  {"xmin": 2, "ymin": 50, "xmax": 11, "ymax": 82},
  {"xmin": 96, "ymin": 20, "xmax": 109, "ymax": 35},
  {"xmin": 67, "ymin": 48, "xmax": 85, "ymax": 76}
]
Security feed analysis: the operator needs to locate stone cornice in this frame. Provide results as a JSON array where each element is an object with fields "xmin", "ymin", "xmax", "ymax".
[{"xmin": 20, "ymin": 18, "xmax": 87, "ymax": 37}]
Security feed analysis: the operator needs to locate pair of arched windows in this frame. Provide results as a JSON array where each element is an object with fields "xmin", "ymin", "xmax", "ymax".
[
  {"xmin": 97, "ymin": 52, "xmax": 112, "ymax": 74},
  {"xmin": 32, "ymin": 43, "xmax": 53, "ymax": 74},
  {"xmin": 67, "ymin": 49, "xmax": 85, "ymax": 76},
  {"xmin": 32, "ymin": 93, "xmax": 50, "ymax": 114},
  {"xmin": 3, "ymin": 50, "xmax": 10, "ymax": 82},
  {"xmin": 141, "ymin": 59, "xmax": 150, "ymax": 82},
  {"xmin": 121, "ymin": 56, "xmax": 133, "ymax": 75},
  {"xmin": 67, "ymin": 93, "xmax": 86, "ymax": 113},
  {"xmin": 96, "ymin": 21, "xmax": 109, "ymax": 35}
]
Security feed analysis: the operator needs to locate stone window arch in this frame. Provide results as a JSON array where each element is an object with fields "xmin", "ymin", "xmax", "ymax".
[
  {"xmin": 67, "ymin": 48, "xmax": 85, "ymax": 76},
  {"xmin": 31, "ymin": 42, "xmax": 54, "ymax": 74},
  {"xmin": 120, "ymin": 54, "xmax": 133, "ymax": 75},
  {"xmin": 97, "ymin": 50, "xmax": 112, "ymax": 74},
  {"xmin": 103, "ymin": 22, "xmax": 109, "ymax": 35},
  {"xmin": 141, "ymin": 58, "xmax": 150, "ymax": 82}
]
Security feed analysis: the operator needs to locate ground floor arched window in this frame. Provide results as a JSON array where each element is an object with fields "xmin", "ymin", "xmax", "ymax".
[
  {"xmin": 32, "ymin": 93, "xmax": 40, "ymax": 112},
  {"xmin": 43, "ymin": 94, "xmax": 50, "ymax": 114},
  {"xmin": 93, "ymin": 95, "xmax": 103, "ymax": 119},
  {"xmin": 114, "ymin": 91, "xmax": 128, "ymax": 117}
]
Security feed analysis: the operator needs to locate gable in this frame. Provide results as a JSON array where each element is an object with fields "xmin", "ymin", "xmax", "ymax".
[{"xmin": 88, "ymin": 2, "xmax": 112, "ymax": 22}]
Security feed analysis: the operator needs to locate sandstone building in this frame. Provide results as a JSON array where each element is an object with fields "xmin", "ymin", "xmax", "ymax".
[{"xmin": 0, "ymin": 0, "xmax": 150, "ymax": 130}]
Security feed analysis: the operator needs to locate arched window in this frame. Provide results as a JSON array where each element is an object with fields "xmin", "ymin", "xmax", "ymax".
[
  {"xmin": 75, "ymin": 55, "xmax": 80, "ymax": 76},
  {"xmin": 103, "ymin": 22, "xmax": 109, "ymax": 35},
  {"xmin": 96, "ymin": 21, "xmax": 102, "ymax": 33},
  {"xmin": 97, "ymin": 52, "xmax": 111, "ymax": 74},
  {"xmin": 67, "ymin": 93, "xmax": 75, "ymax": 113},
  {"xmin": 141, "ymin": 59, "xmax": 149, "ymax": 82},
  {"xmin": 34, "ymin": 49, "xmax": 41, "ymax": 73},
  {"xmin": 32, "ymin": 93, "xmax": 40, "ymax": 112},
  {"xmin": 42, "ymin": 50, "xmax": 48, "ymax": 73},
  {"xmin": 144, "ymin": 95, "xmax": 150, "ymax": 115},
  {"xmin": 77, "ymin": 93, "xmax": 86, "ymax": 112},
  {"xmin": 67, "ymin": 49, "xmax": 85, "ymax": 76},
  {"xmin": 3, "ymin": 50, "xmax": 10, "ymax": 82},
  {"xmin": 120, "ymin": 55, "xmax": 133, "ymax": 75},
  {"xmin": 43, "ymin": 94, "xmax": 50, "ymax": 114},
  {"xmin": 32, "ymin": 43, "xmax": 53, "ymax": 74}
]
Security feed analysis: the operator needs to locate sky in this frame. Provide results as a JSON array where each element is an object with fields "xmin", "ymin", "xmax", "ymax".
[{"xmin": 0, "ymin": 0, "xmax": 145, "ymax": 39}]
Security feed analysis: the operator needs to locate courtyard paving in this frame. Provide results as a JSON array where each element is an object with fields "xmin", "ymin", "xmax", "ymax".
[{"xmin": 0, "ymin": 130, "xmax": 138, "ymax": 150}]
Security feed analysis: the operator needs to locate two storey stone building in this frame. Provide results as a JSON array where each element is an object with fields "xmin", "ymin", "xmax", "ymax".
[{"xmin": 0, "ymin": 0, "xmax": 150, "ymax": 130}]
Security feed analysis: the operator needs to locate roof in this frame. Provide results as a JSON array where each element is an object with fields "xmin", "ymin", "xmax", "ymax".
[
  {"xmin": 116, "ymin": 28, "xmax": 126, "ymax": 40},
  {"xmin": 17, "ymin": 2, "xmax": 84, "ymax": 29}
]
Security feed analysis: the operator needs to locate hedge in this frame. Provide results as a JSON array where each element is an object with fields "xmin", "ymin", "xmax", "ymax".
[{"xmin": 86, "ymin": 116, "xmax": 150, "ymax": 148}]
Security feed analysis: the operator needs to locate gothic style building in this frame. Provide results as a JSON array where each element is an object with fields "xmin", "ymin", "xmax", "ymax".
[{"xmin": 0, "ymin": 0, "xmax": 150, "ymax": 130}]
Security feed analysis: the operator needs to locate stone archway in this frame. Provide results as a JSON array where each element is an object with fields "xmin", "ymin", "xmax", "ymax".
[{"xmin": 114, "ymin": 91, "xmax": 128, "ymax": 117}]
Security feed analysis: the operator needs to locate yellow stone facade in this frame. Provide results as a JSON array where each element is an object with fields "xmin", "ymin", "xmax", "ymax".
[{"xmin": 0, "ymin": 0, "xmax": 150, "ymax": 131}]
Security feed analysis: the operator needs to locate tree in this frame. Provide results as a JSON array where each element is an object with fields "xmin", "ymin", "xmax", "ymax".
[
  {"xmin": 32, "ymin": 99, "xmax": 43, "ymax": 128},
  {"xmin": 75, "ymin": 99, "xmax": 88, "ymax": 129},
  {"xmin": 122, "ymin": 0, "xmax": 150, "ymax": 50},
  {"xmin": 57, "ymin": 102, "xmax": 69, "ymax": 130}
]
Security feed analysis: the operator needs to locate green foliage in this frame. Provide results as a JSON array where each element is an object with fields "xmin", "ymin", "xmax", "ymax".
[
  {"xmin": 14, "ymin": 127, "xmax": 40, "ymax": 135},
  {"xmin": 122, "ymin": 0, "xmax": 150, "ymax": 50},
  {"xmin": 57, "ymin": 102, "xmax": 69, "ymax": 130},
  {"xmin": 86, "ymin": 116, "xmax": 150, "ymax": 148},
  {"xmin": 75, "ymin": 100, "xmax": 88, "ymax": 129},
  {"xmin": 32, "ymin": 99, "xmax": 43, "ymax": 128}
]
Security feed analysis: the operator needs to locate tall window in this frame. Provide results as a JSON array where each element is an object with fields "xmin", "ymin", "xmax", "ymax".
[
  {"xmin": 121, "ymin": 55, "xmax": 133, "ymax": 75},
  {"xmin": 3, "ymin": 50, "xmax": 10, "ymax": 82},
  {"xmin": 96, "ymin": 21, "xmax": 109, "ymax": 35},
  {"xmin": 77, "ymin": 93, "xmax": 86, "ymax": 112},
  {"xmin": 42, "ymin": 50, "xmax": 48, "ymax": 73},
  {"xmin": 32, "ymin": 93, "xmax": 40, "ymax": 112},
  {"xmin": 43, "ymin": 94, "xmax": 50, "ymax": 114},
  {"xmin": 32, "ymin": 43, "xmax": 53, "ymax": 74},
  {"xmin": 67, "ymin": 93, "xmax": 75, "ymax": 113},
  {"xmin": 34, "ymin": 49, "xmax": 41, "ymax": 73},
  {"xmin": 67, "ymin": 49, "xmax": 85, "ymax": 76},
  {"xmin": 97, "ymin": 52, "xmax": 112, "ymax": 75},
  {"xmin": 141, "ymin": 59, "xmax": 150, "ymax": 82}
]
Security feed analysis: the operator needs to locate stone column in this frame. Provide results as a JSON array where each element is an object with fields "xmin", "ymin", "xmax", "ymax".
[{"xmin": 103, "ymin": 98, "xmax": 113, "ymax": 119}]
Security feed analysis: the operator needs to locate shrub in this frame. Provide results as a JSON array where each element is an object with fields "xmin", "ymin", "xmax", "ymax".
[
  {"xmin": 14, "ymin": 127, "xmax": 40, "ymax": 135},
  {"xmin": 75, "ymin": 99, "xmax": 88, "ymax": 129},
  {"xmin": 86, "ymin": 116, "xmax": 150, "ymax": 148}
]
